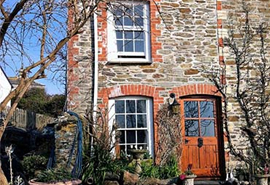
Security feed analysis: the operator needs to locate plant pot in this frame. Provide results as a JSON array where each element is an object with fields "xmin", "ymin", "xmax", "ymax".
[
  {"xmin": 182, "ymin": 175, "xmax": 197, "ymax": 185},
  {"xmin": 28, "ymin": 179, "xmax": 82, "ymax": 185},
  {"xmin": 254, "ymin": 174, "xmax": 270, "ymax": 185}
]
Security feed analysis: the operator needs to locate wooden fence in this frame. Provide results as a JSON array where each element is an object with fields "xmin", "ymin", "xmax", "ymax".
[{"xmin": 0, "ymin": 107, "xmax": 55, "ymax": 130}]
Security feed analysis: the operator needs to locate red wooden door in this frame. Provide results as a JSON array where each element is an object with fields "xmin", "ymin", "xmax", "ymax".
[{"xmin": 180, "ymin": 97, "xmax": 222, "ymax": 178}]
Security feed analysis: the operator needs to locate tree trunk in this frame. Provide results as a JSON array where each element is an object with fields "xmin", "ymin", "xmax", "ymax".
[
  {"xmin": 0, "ymin": 166, "xmax": 8, "ymax": 185},
  {"xmin": 0, "ymin": 129, "xmax": 9, "ymax": 185}
]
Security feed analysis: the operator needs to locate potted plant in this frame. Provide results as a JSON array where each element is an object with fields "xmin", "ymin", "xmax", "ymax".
[
  {"xmin": 254, "ymin": 164, "xmax": 270, "ymax": 185},
  {"xmin": 28, "ymin": 168, "xmax": 82, "ymax": 185},
  {"xmin": 178, "ymin": 164, "xmax": 197, "ymax": 185}
]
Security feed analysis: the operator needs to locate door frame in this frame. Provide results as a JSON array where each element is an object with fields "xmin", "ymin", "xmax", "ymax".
[{"xmin": 179, "ymin": 95, "xmax": 226, "ymax": 179}]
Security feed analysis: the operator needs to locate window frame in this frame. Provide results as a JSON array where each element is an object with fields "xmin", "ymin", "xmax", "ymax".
[
  {"xmin": 107, "ymin": 1, "xmax": 151, "ymax": 63},
  {"xmin": 109, "ymin": 96, "xmax": 154, "ymax": 157}
]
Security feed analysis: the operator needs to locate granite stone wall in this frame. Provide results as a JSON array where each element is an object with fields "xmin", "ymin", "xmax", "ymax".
[{"xmin": 67, "ymin": 0, "xmax": 270, "ymax": 172}]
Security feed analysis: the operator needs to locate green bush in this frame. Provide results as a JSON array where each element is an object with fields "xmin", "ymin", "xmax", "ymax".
[
  {"xmin": 82, "ymin": 144, "xmax": 130, "ymax": 185},
  {"xmin": 22, "ymin": 155, "xmax": 47, "ymax": 179},
  {"xmin": 140, "ymin": 156, "xmax": 180, "ymax": 179}
]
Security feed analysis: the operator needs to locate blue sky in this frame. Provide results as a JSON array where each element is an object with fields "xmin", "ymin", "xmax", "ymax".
[{"xmin": 0, "ymin": 0, "xmax": 66, "ymax": 95}]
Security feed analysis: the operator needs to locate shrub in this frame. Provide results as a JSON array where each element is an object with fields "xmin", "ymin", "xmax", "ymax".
[{"xmin": 22, "ymin": 155, "xmax": 47, "ymax": 179}]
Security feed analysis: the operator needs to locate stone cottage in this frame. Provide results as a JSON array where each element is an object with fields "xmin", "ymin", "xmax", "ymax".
[{"xmin": 67, "ymin": 0, "xmax": 270, "ymax": 179}]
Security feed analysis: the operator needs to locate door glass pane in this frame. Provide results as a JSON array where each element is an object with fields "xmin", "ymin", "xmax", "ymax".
[
  {"xmin": 137, "ymin": 115, "xmax": 147, "ymax": 128},
  {"xmin": 184, "ymin": 101, "xmax": 198, "ymax": 118},
  {"xmin": 127, "ymin": 115, "xmax": 136, "ymax": 128},
  {"xmin": 137, "ymin": 130, "xmax": 147, "ymax": 143},
  {"xmin": 137, "ymin": 100, "xmax": 146, "ymax": 113},
  {"xmin": 185, "ymin": 120, "xmax": 199, "ymax": 136},
  {"xmin": 200, "ymin": 101, "xmax": 214, "ymax": 118},
  {"xmin": 115, "ymin": 100, "xmax": 125, "ymax": 113},
  {"xmin": 127, "ymin": 130, "xmax": 135, "ymax": 143},
  {"xmin": 201, "ymin": 120, "xmax": 215, "ymax": 137},
  {"xmin": 126, "ymin": 100, "xmax": 135, "ymax": 113},
  {"xmin": 116, "ymin": 115, "xmax": 125, "ymax": 128}
]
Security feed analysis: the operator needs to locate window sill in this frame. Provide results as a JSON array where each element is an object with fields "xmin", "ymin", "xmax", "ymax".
[{"xmin": 107, "ymin": 59, "xmax": 152, "ymax": 64}]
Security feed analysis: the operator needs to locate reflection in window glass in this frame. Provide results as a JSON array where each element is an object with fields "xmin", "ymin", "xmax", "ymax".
[
  {"xmin": 184, "ymin": 101, "xmax": 198, "ymax": 118},
  {"xmin": 119, "ymin": 131, "xmax": 125, "ymax": 143},
  {"xmin": 201, "ymin": 120, "xmax": 215, "ymax": 136},
  {"xmin": 116, "ymin": 115, "xmax": 125, "ymax": 128},
  {"xmin": 127, "ymin": 115, "xmax": 136, "ymax": 128},
  {"xmin": 137, "ymin": 115, "xmax": 147, "ymax": 128},
  {"xmin": 115, "ymin": 100, "xmax": 125, "ymax": 113},
  {"xmin": 126, "ymin": 100, "xmax": 135, "ymax": 113},
  {"xmin": 127, "ymin": 130, "xmax": 136, "ymax": 143},
  {"xmin": 200, "ymin": 101, "xmax": 214, "ymax": 118},
  {"xmin": 137, "ymin": 100, "xmax": 146, "ymax": 113},
  {"xmin": 185, "ymin": 120, "xmax": 199, "ymax": 136},
  {"xmin": 137, "ymin": 130, "xmax": 147, "ymax": 143}
]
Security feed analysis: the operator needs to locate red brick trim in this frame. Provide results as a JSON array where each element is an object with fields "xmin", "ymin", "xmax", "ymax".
[
  {"xmin": 171, "ymin": 84, "xmax": 222, "ymax": 98},
  {"xmin": 98, "ymin": 85, "xmax": 165, "ymax": 114}
]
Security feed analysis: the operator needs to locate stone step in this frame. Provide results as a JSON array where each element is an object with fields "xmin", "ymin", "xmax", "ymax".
[{"xmin": 195, "ymin": 181, "xmax": 220, "ymax": 185}]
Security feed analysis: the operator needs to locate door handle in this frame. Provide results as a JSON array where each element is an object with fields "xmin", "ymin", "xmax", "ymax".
[
  {"xmin": 198, "ymin": 138, "xmax": 203, "ymax": 148},
  {"xmin": 185, "ymin": 139, "xmax": 190, "ymax": 144}
]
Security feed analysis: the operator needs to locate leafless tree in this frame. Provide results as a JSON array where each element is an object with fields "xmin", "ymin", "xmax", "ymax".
[
  {"xmin": 205, "ymin": 2, "xmax": 270, "ymax": 182},
  {"xmin": 0, "ymin": 0, "xmax": 102, "ymax": 184}
]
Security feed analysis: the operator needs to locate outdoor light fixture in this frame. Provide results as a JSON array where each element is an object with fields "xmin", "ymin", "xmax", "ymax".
[{"xmin": 168, "ymin": 93, "xmax": 180, "ymax": 114}]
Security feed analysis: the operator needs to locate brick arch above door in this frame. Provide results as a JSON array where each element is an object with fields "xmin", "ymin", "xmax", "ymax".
[{"xmin": 171, "ymin": 84, "xmax": 222, "ymax": 98}]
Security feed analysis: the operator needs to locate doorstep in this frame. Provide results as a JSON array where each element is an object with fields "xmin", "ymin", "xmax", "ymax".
[{"xmin": 195, "ymin": 180, "xmax": 220, "ymax": 185}]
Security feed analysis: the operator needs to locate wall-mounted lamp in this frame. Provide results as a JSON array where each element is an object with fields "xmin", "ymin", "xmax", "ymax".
[{"xmin": 168, "ymin": 93, "xmax": 180, "ymax": 114}]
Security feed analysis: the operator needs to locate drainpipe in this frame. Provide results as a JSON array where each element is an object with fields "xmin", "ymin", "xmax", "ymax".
[{"xmin": 93, "ymin": 12, "xmax": 98, "ymax": 122}]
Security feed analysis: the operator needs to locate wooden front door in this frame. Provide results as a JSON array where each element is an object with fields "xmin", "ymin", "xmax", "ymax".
[{"xmin": 180, "ymin": 97, "xmax": 223, "ymax": 178}]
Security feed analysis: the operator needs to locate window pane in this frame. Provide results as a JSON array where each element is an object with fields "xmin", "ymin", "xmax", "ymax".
[
  {"xmin": 116, "ymin": 115, "xmax": 125, "ymax": 128},
  {"xmin": 137, "ymin": 115, "xmax": 147, "ymax": 128},
  {"xmin": 134, "ymin": 5, "xmax": 143, "ymax": 16},
  {"xmin": 135, "ymin": 41, "xmax": 144, "ymax": 52},
  {"xmin": 137, "ymin": 100, "xmax": 146, "ymax": 113},
  {"xmin": 126, "ymin": 100, "xmax": 135, "ymax": 113},
  {"xmin": 184, "ymin": 101, "xmax": 198, "ymax": 118},
  {"xmin": 200, "ymin": 101, "xmax": 214, "ymax": 118},
  {"xmin": 135, "ymin": 31, "xmax": 144, "ymax": 39},
  {"xmin": 127, "ymin": 115, "xmax": 136, "ymax": 128},
  {"xmin": 115, "ymin": 100, "xmax": 125, "ymax": 113},
  {"xmin": 127, "ymin": 130, "xmax": 135, "ymax": 143},
  {"xmin": 185, "ymin": 120, "xmax": 199, "ymax": 136},
  {"xmin": 137, "ymin": 130, "xmax": 147, "ymax": 143},
  {"xmin": 119, "ymin": 130, "xmax": 125, "ymax": 143},
  {"xmin": 117, "ymin": 40, "xmax": 123, "ymax": 52},
  {"xmin": 116, "ymin": 31, "xmax": 123, "ymax": 39},
  {"xmin": 115, "ymin": 17, "xmax": 123, "ymax": 26},
  {"xmin": 124, "ymin": 17, "xmax": 132, "ymax": 26},
  {"xmin": 124, "ymin": 31, "xmax": 133, "ymax": 39},
  {"xmin": 201, "ymin": 120, "xmax": 215, "ymax": 137},
  {"xmin": 135, "ymin": 17, "xmax": 143, "ymax": 26},
  {"xmin": 124, "ymin": 40, "xmax": 134, "ymax": 52}
]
